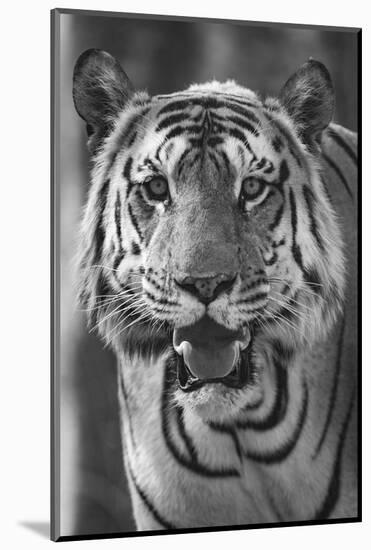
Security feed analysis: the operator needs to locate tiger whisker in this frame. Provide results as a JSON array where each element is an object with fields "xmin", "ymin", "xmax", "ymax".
[
  {"xmin": 265, "ymin": 310, "xmax": 311, "ymax": 346},
  {"xmin": 89, "ymin": 301, "xmax": 133, "ymax": 332},
  {"xmin": 272, "ymin": 292, "xmax": 313, "ymax": 312},
  {"xmin": 93, "ymin": 287, "xmax": 143, "ymax": 299},
  {"xmin": 268, "ymin": 295, "xmax": 312, "ymax": 321},
  {"xmin": 252, "ymin": 311, "xmax": 272, "ymax": 335},
  {"xmin": 114, "ymin": 310, "xmax": 155, "ymax": 337},
  {"xmin": 81, "ymin": 293, "xmax": 138, "ymax": 310},
  {"xmin": 268, "ymin": 277, "xmax": 327, "ymax": 304},
  {"xmin": 84, "ymin": 292, "xmax": 145, "ymax": 313},
  {"xmin": 90, "ymin": 294, "xmax": 148, "ymax": 332},
  {"xmin": 104, "ymin": 306, "xmax": 154, "ymax": 343}
]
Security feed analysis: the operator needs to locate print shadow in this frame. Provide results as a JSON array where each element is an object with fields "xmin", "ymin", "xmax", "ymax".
[{"xmin": 19, "ymin": 521, "xmax": 49, "ymax": 539}]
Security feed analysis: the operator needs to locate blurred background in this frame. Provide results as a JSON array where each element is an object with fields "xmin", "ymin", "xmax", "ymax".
[{"xmin": 56, "ymin": 10, "xmax": 358, "ymax": 537}]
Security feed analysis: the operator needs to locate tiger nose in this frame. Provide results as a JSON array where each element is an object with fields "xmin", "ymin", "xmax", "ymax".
[{"xmin": 175, "ymin": 273, "xmax": 237, "ymax": 304}]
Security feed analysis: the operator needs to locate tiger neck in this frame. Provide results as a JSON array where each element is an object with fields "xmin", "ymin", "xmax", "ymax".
[
  {"xmin": 117, "ymin": 315, "xmax": 349, "ymax": 464},
  {"xmin": 116, "ymin": 315, "xmax": 356, "ymax": 526}
]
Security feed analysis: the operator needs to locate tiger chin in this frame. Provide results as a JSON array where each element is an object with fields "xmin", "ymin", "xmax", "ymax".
[{"xmin": 73, "ymin": 49, "xmax": 357, "ymax": 529}]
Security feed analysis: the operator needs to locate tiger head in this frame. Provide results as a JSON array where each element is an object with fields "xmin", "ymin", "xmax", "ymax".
[{"xmin": 73, "ymin": 50, "xmax": 345, "ymax": 422}]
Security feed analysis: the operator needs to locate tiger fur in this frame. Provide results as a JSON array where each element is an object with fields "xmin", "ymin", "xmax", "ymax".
[{"xmin": 73, "ymin": 49, "xmax": 358, "ymax": 530}]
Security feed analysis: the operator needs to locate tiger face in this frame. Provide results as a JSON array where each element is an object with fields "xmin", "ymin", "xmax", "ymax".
[{"xmin": 74, "ymin": 50, "xmax": 345, "ymax": 422}]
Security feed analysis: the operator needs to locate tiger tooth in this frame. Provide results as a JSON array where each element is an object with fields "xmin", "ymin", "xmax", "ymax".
[
  {"xmin": 173, "ymin": 331, "xmax": 181, "ymax": 354},
  {"xmin": 232, "ymin": 341, "xmax": 241, "ymax": 368},
  {"xmin": 173, "ymin": 337, "xmax": 191, "ymax": 357},
  {"xmin": 238, "ymin": 328, "xmax": 251, "ymax": 351}
]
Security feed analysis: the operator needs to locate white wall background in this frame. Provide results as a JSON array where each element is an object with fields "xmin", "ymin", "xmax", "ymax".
[{"xmin": 0, "ymin": 0, "xmax": 369, "ymax": 548}]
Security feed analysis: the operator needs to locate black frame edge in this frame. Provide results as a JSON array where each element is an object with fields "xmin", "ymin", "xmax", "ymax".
[
  {"xmin": 56, "ymin": 516, "xmax": 361, "ymax": 542},
  {"xmin": 356, "ymin": 27, "xmax": 362, "ymax": 524},
  {"xmin": 50, "ymin": 9, "xmax": 362, "ymax": 542},
  {"xmin": 51, "ymin": 7, "xmax": 61, "ymax": 543},
  {"xmin": 53, "ymin": 7, "xmax": 361, "ymax": 33}
]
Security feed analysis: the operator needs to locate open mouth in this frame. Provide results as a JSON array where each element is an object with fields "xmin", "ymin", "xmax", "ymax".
[{"xmin": 173, "ymin": 316, "xmax": 254, "ymax": 392}]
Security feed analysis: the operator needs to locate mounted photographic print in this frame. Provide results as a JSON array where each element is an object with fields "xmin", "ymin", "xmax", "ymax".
[{"xmin": 51, "ymin": 8, "xmax": 361, "ymax": 541}]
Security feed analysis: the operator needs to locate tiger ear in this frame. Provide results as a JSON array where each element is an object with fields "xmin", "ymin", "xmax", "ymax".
[
  {"xmin": 279, "ymin": 59, "xmax": 334, "ymax": 148},
  {"xmin": 73, "ymin": 49, "xmax": 134, "ymax": 151}
]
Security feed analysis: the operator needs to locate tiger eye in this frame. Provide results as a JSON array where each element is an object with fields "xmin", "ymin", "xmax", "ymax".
[
  {"xmin": 145, "ymin": 176, "xmax": 169, "ymax": 201},
  {"xmin": 241, "ymin": 177, "xmax": 266, "ymax": 201}
]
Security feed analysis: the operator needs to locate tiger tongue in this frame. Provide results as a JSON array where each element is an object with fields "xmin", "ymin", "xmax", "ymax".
[
  {"xmin": 178, "ymin": 340, "xmax": 240, "ymax": 380},
  {"xmin": 173, "ymin": 316, "xmax": 249, "ymax": 380}
]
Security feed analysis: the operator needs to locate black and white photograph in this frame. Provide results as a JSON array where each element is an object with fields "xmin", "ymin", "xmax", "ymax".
[{"xmin": 51, "ymin": 8, "xmax": 360, "ymax": 541}]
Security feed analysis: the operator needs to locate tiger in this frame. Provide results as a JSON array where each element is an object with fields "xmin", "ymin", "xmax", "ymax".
[{"xmin": 72, "ymin": 48, "xmax": 358, "ymax": 531}]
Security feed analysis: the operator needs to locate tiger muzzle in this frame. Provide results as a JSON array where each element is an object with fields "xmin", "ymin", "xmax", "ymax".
[
  {"xmin": 173, "ymin": 316, "xmax": 252, "ymax": 392},
  {"xmin": 175, "ymin": 273, "xmax": 237, "ymax": 304}
]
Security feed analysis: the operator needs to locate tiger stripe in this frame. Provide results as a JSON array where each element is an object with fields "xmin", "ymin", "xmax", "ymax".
[
  {"xmin": 74, "ymin": 51, "xmax": 358, "ymax": 530},
  {"xmin": 314, "ymin": 391, "xmax": 356, "ymax": 520},
  {"xmin": 313, "ymin": 317, "xmax": 346, "ymax": 458},
  {"xmin": 323, "ymin": 153, "xmax": 354, "ymax": 200},
  {"xmin": 302, "ymin": 185, "xmax": 325, "ymax": 252},
  {"xmin": 328, "ymin": 127, "xmax": 357, "ymax": 165},
  {"xmin": 126, "ymin": 461, "xmax": 177, "ymax": 530},
  {"xmin": 92, "ymin": 179, "xmax": 110, "ymax": 265},
  {"xmin": 288, "ymin": 187, "xmax": 305, "ymax": 271},
  {"xmin": 161, "ymin": 361, "xmax": 240, "ymax": 478}
]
